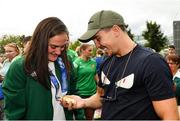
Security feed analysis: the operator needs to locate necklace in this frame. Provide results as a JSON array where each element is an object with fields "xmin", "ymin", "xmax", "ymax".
[
  {"xmin": 103, "ymin": 44, "xmax": 136, "ymax": 85},
  {"xmin": 115, "ymin": 48, "xmax": 133, "ymax": 85},
  {"xmin": 101, "ymin": 44, "xmax": 136, "ymax": 101}
]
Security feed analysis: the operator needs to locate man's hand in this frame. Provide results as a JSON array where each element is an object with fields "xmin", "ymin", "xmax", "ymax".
[{"xmin": 60, "ymin": 95, "xmax": 85, "ymax": 110}]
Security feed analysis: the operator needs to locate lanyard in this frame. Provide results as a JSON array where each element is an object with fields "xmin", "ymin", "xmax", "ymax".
[
  {"xmin": 57, "ymin": 57, "xmax": 68, "ymax": 95},
  {"xmin": 49, "ymin": 72, "xmax": 60, "ymax": 100},
  {"xmin": 49, "ymin": 57, "xmax": 68, "ymax": 100}
]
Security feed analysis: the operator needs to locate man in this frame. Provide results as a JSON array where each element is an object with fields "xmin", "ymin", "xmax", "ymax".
[
  {"xmin": 168, "ymin": 45, "xmax": 176, "ymax": 55},
  {"xmin": 61, "ymin": 10, "xmax": 179, "ymax": 120},
  {"xmin": 22, "ymin": 36, "xmax": 32, "ymax": 54}
]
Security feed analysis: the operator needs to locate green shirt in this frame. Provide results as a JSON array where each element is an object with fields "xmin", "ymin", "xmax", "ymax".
[
  {"xmin": 174, "ymin": 77, "xmax": 180, "ymax": 105},
  {"xmin": 67, "ymin": 49, "xmax": 78, "ymax": 62},
  {"xmin": 73, "ymin": 57, "xmax": 97, "ymax": 97}
]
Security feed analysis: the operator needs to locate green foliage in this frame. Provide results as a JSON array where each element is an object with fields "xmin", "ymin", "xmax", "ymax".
[
  {"xmin": 68, "ymin": 40, "xmax": 81, "ymax": 51},
  {"xmin": 92, "ymin": 45, "xmax": 97, "ymax": 57},
  {"xmin": 125, "ymin": 24, "xmax": 134, "ymax": 40},
  {"xmin": 142, "ymin": 21, "xmax": 168, "ymax": 52},
  {"xmin": 0, "ymin": 35, "xmax": 24, "ymax": 53}
]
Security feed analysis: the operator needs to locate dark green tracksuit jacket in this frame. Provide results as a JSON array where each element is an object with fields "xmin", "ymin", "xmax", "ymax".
[{"xmin": 2, "ymin": 56, "xmax": 75, "ymax": 120}]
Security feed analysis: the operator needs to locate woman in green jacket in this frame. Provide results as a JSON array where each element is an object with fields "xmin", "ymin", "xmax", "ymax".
[{"xmin": 2, "ymin": 17, "xmax": 75, "ymax": 120}]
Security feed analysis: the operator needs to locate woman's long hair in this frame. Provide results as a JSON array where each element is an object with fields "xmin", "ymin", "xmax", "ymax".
[{"xmin": 25, "ymin": 17, "xmax": 71, "ymax": 89}]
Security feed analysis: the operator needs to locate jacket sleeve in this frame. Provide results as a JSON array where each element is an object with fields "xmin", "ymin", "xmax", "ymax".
[
  {"xmin": 174, "ymin": 77, "xmax": 180, "ymax": 96},
  {"xmin": 68, "ymin": 61, "xmax": 78, "ymax": 94},
  {"xmin": 2, "ymin": 57, "xmax": 27, "ymax": 119}
]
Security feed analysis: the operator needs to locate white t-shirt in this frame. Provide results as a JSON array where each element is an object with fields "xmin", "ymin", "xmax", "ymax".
[
  {"xmin": 173, "ymin": 69, "xmax": 180, "ymax": 80},
  {"xmin": 48, "ymin": 62, "xmax": 66, "ymax": 120},
  {"xmin": 0, "ymin": 59, "xmax": 11, "ymax": 77}
]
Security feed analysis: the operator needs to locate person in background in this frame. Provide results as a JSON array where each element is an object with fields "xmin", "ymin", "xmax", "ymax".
[
  {"xmin": 0, "ymin": 54, "xmax": 5, "ymax": 69},
  {"xmin": 96, "ymin": 48, "xmax": 104, "ymax": 57},
  {"xmin": 93, "ymin": 48, "xmax": 111, "ymax": 119},
  {"xmin": 166, "ymin": 54, "xmax": 180, "ymax": 105},
  {"xmin": 0, "ymin": 43, "xmax": 20, "ymax": 119},
  {"xmin": 2, "ymin": 17, "xmax": 76, "ymax": 120},
  {"xmin": 0, "ymin": 54, "xmax": 5, "ymax": 120},
  {"xmin": 61, "ymin": 10, "xmax": 179, "ymax": 120},
  {"xmin": 94, "ymin": 48, "xmax": 104, "ymax": 75},
  {"xmin": 168, "ymin": 45, "xmax": 176, "ymax": 55},
  {"xmin": 75, "ymin": 46, "xmax": 81, "ymax": 56},
  {"xmin": 73, "ymin": 44, "xmax": 98, "ymax": 120},
  {"xmin": 94, "ymin": 48, "xmax": 111, "ymax": 76},
  {"xmin": 22, "ymin": 36, "xmax": 32, "ymax": 55},
  {"xmin": 12, "ymin": 36, "xmax": 32, "ymax": 62},
  {"xmin": 0, "ymin": 43, "xmax": 20, "ymax": 80}
]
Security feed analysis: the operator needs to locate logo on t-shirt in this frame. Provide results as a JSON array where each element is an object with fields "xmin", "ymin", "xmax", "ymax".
[
  {"xmin": 116, "ymin": 73, "xmax": 134, "ymax": 89},
  {"xmin": 101, "ymin": 71, "xmax": 110, "ymax": 85},
  {"xmin": 101, "ymin": 72, "xmax": 134, "ymax": 89}
]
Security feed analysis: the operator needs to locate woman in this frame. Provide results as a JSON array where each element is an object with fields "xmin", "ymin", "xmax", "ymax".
[
  {"xmin": 2, "ymin": 17, "xmax": 75, "ymax": 120},
  {"xmin": 166, "ymin": 54, "xmax": 180, "ymax": 105},
  {"xmin": 73, "ymin": 44, "xmax": 97, "ymax": 120},
  {"xmin": 0, "ymin": 43, "xmax": 20, "ymax": 79},
  {"xmin": 0, "ymin": 43, "xmax": 20, "ymax": 119}
]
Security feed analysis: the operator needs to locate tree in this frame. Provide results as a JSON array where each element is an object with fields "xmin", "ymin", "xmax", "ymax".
[
  {"xmin": 0, "ymin": 35, "xmax": 24, "ymax": 53},
  {"xmin": 125, "ymin": 24, "xmax": 134, "ymax": 40},
  {"xmin": 142, "ymin": 21, "xmax": 168, "ymax": 52},
  {"xmin": 68, "ymin": 40, "xmax": 81, "ymax": 51}
]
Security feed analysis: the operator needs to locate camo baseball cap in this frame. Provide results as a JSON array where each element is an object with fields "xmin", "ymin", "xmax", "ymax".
[{"xmin": 78, "ymin": 10, "xmax": 125, "ymax": 42}]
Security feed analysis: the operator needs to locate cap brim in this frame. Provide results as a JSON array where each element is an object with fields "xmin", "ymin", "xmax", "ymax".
[{"xmin": 78, "ymin": 29, "xmax": 100, "ymax": 43}]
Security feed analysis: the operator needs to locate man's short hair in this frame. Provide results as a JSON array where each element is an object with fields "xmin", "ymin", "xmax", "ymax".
[{"xmin": 168, "ymin": 45, "xmax": 175, "ymax": 49}]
